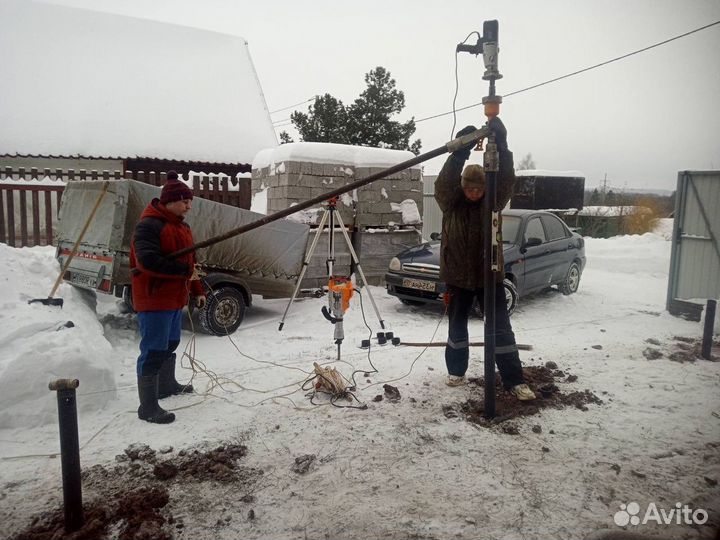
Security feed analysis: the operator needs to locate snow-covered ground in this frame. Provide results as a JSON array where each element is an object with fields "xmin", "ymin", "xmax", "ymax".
[{"xmin": 1, "ymin": 219, "xmax": 719, "ymax": 539}]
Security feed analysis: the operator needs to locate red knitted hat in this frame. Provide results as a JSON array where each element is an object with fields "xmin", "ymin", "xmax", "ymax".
[{"xmin": 160, "ymin": 173, "xmax": 193, "ymax": 204}]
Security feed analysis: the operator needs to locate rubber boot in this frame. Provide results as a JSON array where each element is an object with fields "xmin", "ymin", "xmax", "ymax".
[
  {"xmin": 158, "ymin": 354, "xmax": 194, "ymax": 399},
  {"xmin": 137, "ymin": 374, "xmax": 176, "ymax": 424}
]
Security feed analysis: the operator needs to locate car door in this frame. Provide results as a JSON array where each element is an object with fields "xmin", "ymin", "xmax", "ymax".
[
  {"xmin": 540, "ymin": 213, "xmax": 575, "ymax": 285},
  {"xmin": 520, "ymin": 215, "xmax": 550, "ymax": 292}
]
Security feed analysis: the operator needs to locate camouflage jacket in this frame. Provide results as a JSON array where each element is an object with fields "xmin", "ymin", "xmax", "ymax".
[{"xmin": 434, "ymin": 151, "xmax": 515, "ymax": 290}]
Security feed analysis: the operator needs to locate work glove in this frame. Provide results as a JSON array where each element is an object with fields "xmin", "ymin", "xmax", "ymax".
[
  {"xmin": 452, "ymin": 125, "xmax": 478, "ymax": 161},
  {"xmin": 488, "ymin": 117, "xmax": 508, "ymax": 152}
]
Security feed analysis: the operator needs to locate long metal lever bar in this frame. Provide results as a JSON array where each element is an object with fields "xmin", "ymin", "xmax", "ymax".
[{"xmin": 170, "ymin": 126, "xmax": 490, "ymax": 258}]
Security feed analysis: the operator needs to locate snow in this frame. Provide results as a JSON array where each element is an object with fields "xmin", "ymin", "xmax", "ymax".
[
  {"xmin": 8, "ymin": 175, "xmax": 68, "ymax": 186},
  {"xmin": 250, "ymin": 184, "xmax": 268, "ymax": 214},
  {"xmin": 0, "ymin": 0, "xmax": 276, "ymax": 164},
  {"xmin": 252, "ymin": 142, "xmax": 423, "ymax": 170},
  {"xmin": 391, "ymin": 199, "xmax": 422, "ymax": 225},
  {"xmin": 516, "ymin": 169, "xmax": 585, "ymax": 178},
  {"xmin": 1, "ymin": 219, "xmax": 719, "ymax": 539},
  {"xmin": 576, "ymin": 205, "xmax": 653, "ymax": 217}
]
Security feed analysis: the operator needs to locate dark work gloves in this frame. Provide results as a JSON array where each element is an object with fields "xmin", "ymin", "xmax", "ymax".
[
  {"xmin": 452, "ymin": 125, "xmax": 477, "ymax": 161},
  {"xmin": 488, "ymin": 117, "xmax": 508, "ymax": 152}
]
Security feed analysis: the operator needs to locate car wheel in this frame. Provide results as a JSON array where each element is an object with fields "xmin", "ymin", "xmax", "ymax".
[
  {"xmin": 471, "ymin": 279, "xmax": 519, "ymax": 318},
  {"xmin": 400, "ymin": 299, "xmax": 425, "ymax": 306},
  {"xmin": 198, "ymin": 286, "xmax": 246, "ymax": 336},
  {"xmin": 560, "ymin": 262, "xmax": 581, "ymax": 295}
]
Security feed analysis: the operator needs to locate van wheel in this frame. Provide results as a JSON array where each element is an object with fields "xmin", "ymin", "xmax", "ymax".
[
  {"xmin": 471, "ymin": 279, "xmax": 519, "ymax": 318},
  {"xmin": 199, "ymin": 286, "xmax": 246, "ymax": 336}
]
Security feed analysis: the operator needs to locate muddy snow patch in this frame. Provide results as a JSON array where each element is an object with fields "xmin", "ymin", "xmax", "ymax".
[
  {"xmin": 642, "ymin": 335, "xmax": 720, "ymax": 363},
  {"xmin": 10, "ymin": 442, "xmax": 262, "ymax": 540},
  {"xmin": 443, "ymin": 365, "xmax": 603, "ymax": 432}
]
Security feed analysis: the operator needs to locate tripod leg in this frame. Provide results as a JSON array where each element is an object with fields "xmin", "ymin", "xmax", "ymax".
[
  {"xmin": 278, "ymin": 210, "xmax": 329, "ymax": 330},
  {"xmin": 334, "ymin": 213, "xmax": 386, "ymax": 330}
]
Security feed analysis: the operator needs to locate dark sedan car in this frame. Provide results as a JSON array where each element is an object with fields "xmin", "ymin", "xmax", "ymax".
[{"xmin": 385, "ymin": 209, "xmax": 586, "ymax": 315}]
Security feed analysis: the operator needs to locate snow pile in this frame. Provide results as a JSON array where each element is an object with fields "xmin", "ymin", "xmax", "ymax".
[
  {"xmin": 0, "ymin": 245, "xmax": 116, "ymax": 429},
  {"xmin": 250, "ymin": 183, "xmax": 268, "ymax": 214}
]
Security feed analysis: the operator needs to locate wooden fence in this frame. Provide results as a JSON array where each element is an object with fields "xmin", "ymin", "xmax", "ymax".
[{"xmin": 0, "ymin": 167, "xmax": 251, "ymax": 248}]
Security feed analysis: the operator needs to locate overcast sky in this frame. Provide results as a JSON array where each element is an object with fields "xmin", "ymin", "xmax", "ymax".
[{"xmin": 39, "ymin": 0, "xmax": 720, "ymax": 191}]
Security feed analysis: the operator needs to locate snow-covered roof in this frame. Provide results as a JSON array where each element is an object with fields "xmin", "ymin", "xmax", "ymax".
[
  {"xmin": 252, "ymin": 142, "xmax": 422, "ymax": 170},
  {"xmin": 0, "ymin": 0, "xmax": 276, "ymax": 164},
  {"xmin": 516, "ymin": 169, "xmax": 585, "ymax": 178}
]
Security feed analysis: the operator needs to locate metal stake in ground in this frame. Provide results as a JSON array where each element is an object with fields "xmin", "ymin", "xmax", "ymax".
[
  {"xmin": 456, "ymin": 19, "xmax": 504, "ymax": 418},
  {"xmin": 48, "ymin": 378, "xmax": 84, "ymax": 533},
  {"xmin": 702, "ymin": 299, "xmax": 717, "ymax": 360}
]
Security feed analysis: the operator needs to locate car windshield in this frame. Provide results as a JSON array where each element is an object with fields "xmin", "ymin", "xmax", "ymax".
[{"xmin": 502, "ymin": 216, "xmax": 521, "ymax": 244}]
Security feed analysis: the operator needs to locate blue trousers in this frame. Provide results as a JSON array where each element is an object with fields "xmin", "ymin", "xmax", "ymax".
[
  {"xmin": 445, "ymin": 283, "xmax": 525, "ymax": 389},
  {"xmin": 137, "ymin": 310, "xmax": 182, "ymax": 376}
]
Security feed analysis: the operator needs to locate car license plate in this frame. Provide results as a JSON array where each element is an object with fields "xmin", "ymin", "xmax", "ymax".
[
  {"xmin": 402, "ymin": 278, "xmax": 436, "ymax": 292},
  {"xmin": 69, "ymin": 272, "xmax": 97, "ymax": 288}
]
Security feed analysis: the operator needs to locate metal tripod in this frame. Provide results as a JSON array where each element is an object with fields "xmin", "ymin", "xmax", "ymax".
[{"xmin": 278, "ymin": 197, "xmax": 386, "ymax": 361}]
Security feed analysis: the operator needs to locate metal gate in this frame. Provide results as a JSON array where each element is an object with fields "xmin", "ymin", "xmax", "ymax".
[{"xmin": 666, "ymin": 170, "xmax": 720, "ymax": 320}]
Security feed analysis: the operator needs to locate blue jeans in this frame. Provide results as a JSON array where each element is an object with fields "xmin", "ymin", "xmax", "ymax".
[
  {"xmin": 136, "ymin": 310, "xmax": 182, "ymax": 376},
  {"xmin": 445, "ymin": 283, "xmax": 524, "ymax": 389}
]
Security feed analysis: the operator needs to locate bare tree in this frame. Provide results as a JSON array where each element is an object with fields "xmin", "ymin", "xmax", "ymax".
[{"xmin": 517, "ymin": 153, "xmax": 536, "ymax": 170}]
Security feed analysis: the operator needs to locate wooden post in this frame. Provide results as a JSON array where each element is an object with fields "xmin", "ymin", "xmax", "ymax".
[
  {"xmin": 19, "ymin": 189, "xmax": 28, "ymax": 247},
  {"xmin": 211, "ymin": 175, "xmax": 220, "ymax": 203},
  {"xmin": 45, "ymin": 190, "xmax": 53, "ymax": 245},
  {"xmin": 7, "ymin": 186, "xmax": 15, "ymax": 247},
  {"xmin": 221, "ymin": 177, "xmax": 229, "ymax": 205},
  {"xmin": 0, "ymin": 188, "xmax": 6, "ymax": 244},
  {"xmin": 32, "ymin": 190, "xmax": 40, "ymax": 246}
]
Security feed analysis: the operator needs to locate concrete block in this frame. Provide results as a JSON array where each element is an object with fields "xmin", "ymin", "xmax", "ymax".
[
  {"xmin": 355, "ymin": 166, "xmax": 372, "ymax": 180},
  {"xmin": 355, "ymin": 229, "xmax": 423, "ymax": 285},
  {"xmin": 287, "ymin": 161, "xmax": 302, "ymax": 174},
  {"xmin": 358, "ymin": 201, "xmax": 393, "ymax": 214},
  {"xmin": 311, "ymin": 161, "xmax": 325, "ymax": 176}
]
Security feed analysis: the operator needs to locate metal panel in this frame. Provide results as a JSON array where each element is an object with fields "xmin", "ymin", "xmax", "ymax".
[
  {"xmin": 667, "ymin": 170, "xmax": 720, "ymax": 317},
  {"xmin": 422, "ymin": 194, "xmax": 442, "ymax": 240}
]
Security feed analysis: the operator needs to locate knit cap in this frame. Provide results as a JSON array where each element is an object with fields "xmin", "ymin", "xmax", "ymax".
[{"xmin": 160, "ymin": 171, "xmax": 193, "ymax": 203}]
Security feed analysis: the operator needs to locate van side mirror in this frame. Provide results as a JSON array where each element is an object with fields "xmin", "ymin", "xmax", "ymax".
[{"xmin": 523, "ymin": 237, "xmax": 542, "ymax": 248}]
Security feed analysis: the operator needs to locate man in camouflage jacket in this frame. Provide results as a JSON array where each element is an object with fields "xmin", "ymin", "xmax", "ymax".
[{"xmin": 434, "ymin": 118, "xmax": 535, "ymax": 400}]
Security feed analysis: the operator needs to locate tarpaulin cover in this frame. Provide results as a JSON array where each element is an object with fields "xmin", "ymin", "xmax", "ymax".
[{"xmin": 58, "ymin": 180, "xmax": 309, "ymax": 281}]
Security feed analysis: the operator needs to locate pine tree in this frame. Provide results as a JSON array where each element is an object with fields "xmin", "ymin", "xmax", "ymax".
[
  {"xmin": 290, "ymin": 94, "xmax": 350, "ymax": 144},
  {"xmin": 289, "ymin": 67, "xmax": 421, "ymax": 154}
]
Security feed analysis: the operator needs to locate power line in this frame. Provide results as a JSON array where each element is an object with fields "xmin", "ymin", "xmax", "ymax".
[
  {"xmin": 269, "ymin": 97, "xmax": 315, "ymax": 115},
  {"xmin": 416, "ymin": 19, "xmax": 720, "ymax": 124}
]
